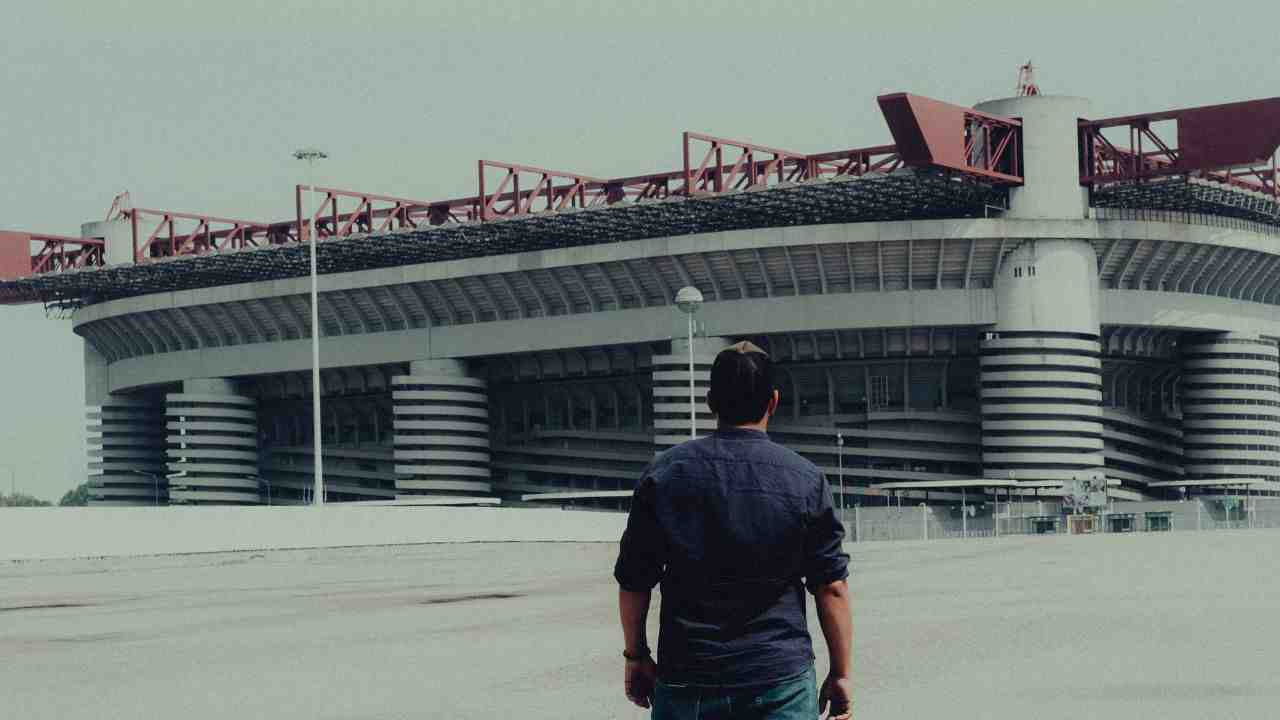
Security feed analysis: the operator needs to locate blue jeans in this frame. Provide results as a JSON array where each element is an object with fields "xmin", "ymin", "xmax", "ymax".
[{"xmin": 652, "ymin": 665, "xmax": 817, "ymax": 720}]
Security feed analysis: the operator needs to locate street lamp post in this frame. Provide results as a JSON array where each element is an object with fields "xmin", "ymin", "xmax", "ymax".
[
  {"xmin": 128, "ymin": 469, "xmax": 161, "ymax": 506},
  {"xmin": 674, "ymin": 287, "xmax": 704, "ymax": 441},
  {"xmin": 1009, "ymin": 470, "xmax": 1018, "ymax": 534},
  {"xmin": 293, "ymin": 147, "xmax": 328, "ymax": 506}
]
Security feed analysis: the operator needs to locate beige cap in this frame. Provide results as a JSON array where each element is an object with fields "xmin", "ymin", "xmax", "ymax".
[{"xmin": 721, "ymin": 340, "xmax": 769, "ymax": 357}]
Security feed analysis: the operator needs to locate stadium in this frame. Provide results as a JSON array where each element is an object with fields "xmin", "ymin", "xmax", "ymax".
[{"xmin": 2, "ymin": 83, "xmax": 1279, "ymax": 511}]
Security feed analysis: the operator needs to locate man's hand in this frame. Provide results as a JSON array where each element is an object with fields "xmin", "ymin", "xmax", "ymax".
[
  {"xmin": 623, "ymin": 656, "xmax": 658, "ymax": 708},
  {"xmin": 819, "ymin": 672, "xmax": 853, "ymax": 719},
  {"xmin": 813, "ymin": 578, "xmax": 852, "ymax": 719}
]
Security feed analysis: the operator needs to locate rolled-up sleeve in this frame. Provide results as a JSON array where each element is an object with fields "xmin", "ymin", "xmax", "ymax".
[
  {"xmin": 614, "ymin": 475, "xmax": 666, "ymax": 592},
  {"xmin": 802, "ymin": 473, "xmax": 849, "ymax": 593}
]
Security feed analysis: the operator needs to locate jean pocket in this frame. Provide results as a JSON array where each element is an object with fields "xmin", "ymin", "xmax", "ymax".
[
  {"xmin": 749, "ymin": 666, "xmax": 818, "ymax": 717},
  {"xmin": 652, "ymin": 681, "xmax": 701, "ymax": 720}
]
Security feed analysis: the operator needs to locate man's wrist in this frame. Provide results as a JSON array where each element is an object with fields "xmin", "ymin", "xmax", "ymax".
[
  {"xmin": 826, "ymin": 655, "xmax": 851, "ymax": 678},
  {"xmin": 623, "ymin": 645, "xmax": 652, "ymax": 661}
]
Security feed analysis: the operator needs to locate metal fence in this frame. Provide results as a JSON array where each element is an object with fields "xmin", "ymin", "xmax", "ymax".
[
  {"xmin": 1093, "ymin": 206, "xmax": 1280, "ymax": 237},
  {"xmin": 842, "ymin": 498, "xmax": 1280, "ymax": 543}
]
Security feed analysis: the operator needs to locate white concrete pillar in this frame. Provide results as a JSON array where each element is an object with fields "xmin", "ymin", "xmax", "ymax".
[
  {"xmin": 86, "ymin": 394, "xmax": 167, "ymax": 505},
  {"xmin": 651, "ymin": 336, "xmax": 730, "ymax": 451},
  {"xmin": 165, "ymin": 378, "xmax": 260, "ymax": 505},
  {"xmin": 392, "ymin": 359, "xmax": 491, "ymax": 498},
  {"xmin": 83, "ymin": 339, "xmax": 111, "ymax": 408},
  {"xmin": 1180, "ymin": 334, "xmax": 1280, "ymax": 482},
  {"xmin": 81, "ymin": 217, "xmax": 135, "ymax": 267}
]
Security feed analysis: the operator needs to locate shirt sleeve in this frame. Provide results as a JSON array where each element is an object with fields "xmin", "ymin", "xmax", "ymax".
[
  {"xmin": 614, "ymin": 473, "xmax": 667, "ymax": 592},
  {"xmin": 803, "ymin": 472, "xmax": 850, "ymax": 593}
]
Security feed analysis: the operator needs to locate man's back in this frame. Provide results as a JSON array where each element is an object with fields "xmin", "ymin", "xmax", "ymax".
[{"xmin": 614, "ymin": 428, "xmax": 848, "ymax": 689}]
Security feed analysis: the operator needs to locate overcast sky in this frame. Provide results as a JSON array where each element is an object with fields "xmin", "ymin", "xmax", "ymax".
[{"xmin": 2, "ymin": 0, "xmax": 1278, "ymax": 501}]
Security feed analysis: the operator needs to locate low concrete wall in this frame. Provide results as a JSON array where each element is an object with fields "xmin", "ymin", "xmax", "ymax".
[{"xmin": 0, "ymin": 505, "xmax": 628, "ymax": 562}]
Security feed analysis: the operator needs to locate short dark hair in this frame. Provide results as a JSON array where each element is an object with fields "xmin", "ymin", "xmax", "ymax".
[{"xmin": 707, "ymin": 343, "xmax": 776, "ymax": 426}]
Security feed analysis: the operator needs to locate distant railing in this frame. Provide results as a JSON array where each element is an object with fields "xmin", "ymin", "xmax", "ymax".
[
  {"xmin": 1093, "ymin": 206, "xmax": 1280, "ymax": 237},
  {"xmin": 846, "ymin": 497, "xmax": 1280, "ymax": 543}
]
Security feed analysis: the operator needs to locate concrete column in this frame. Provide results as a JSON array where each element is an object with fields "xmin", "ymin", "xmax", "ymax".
[
  {"xmin": 903, "ymin": 359, "xmax": 910, "ymax": 411},
  {"xmin": 652, "ymin": 336, "xmax": 730, "ymax": 452},
  {"xmin": 86, "ymin": 394, "xmax": 167, "ymax": 505},
  {"xmin": 165, "ymin": 378, "xmax": 260, "ymax": 505},
  {"xmin": 83, "ymin": 339, "xmax": 111, "ymax": 408},
  {"xmin": 973, "ymin": 95, "xmax": 1093, "ymax": 220},
  {"xmin": 981, "ymin": 239, "xmax": 1104, "ymax": 484},
  {"xmin": 81, "ymin": 217, "xmax": 135, "ymax": 267},
  {"xmin": 940, "ymin": 361, "xmax": 950, "ymax": 409},
  {"xmin": 1180, "ymin": 334, "xmax": 1280, "ymax": 482},
  {"xmin": 392, "ymin": 359, "xmax": 491, "ymax": 498}
]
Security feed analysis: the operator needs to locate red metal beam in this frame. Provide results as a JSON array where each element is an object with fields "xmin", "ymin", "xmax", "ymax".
[
  {"xmin": 31, "ymin": 233, "xmax": 106, "ymax": 274},
  {"xmin": 807, "ymin": 145, "xmax": 902, "ymax": 178},
  {"xmin": 16, "ymin": 137, "xmax": 913, "ymax": 266},
  {"xmin": 682, "ymin": 132, "xmax": 811, "ymax": 194},
  {"xmin": 0, "ymin": 231, "xmax": 105, "ymax": 280},
  {"xmin": 478, "ymin": 161, "xmax": 605, "ymax": 221},
  {"xmin": 124, "ymin": 208, "xmax": 295, "ymax": 263},
  {"xmin": 877, "ymin": 93, "xmax": 1023, "ymax": 184},
  {"xmin": 296, "ymin": 185, "xmax": 480, "ymax": 242},
  {"xmin": 599, "ymin": 170, "xmax": 684, "ymax": 205},
  {"xmin": 1080, "ymin": 97, "xmax": 1280, "ymax": 198}
]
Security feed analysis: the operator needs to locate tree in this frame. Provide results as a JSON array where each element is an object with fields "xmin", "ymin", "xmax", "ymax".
[
  {"xmin": 59, "ymin": 482, "xmax": 92, "ymax": 506},
  {"xmin": 0, "ymin": 492, "xmax": 52, "ymax": 507}
]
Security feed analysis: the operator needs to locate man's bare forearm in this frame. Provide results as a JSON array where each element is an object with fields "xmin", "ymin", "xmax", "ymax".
[
  {"xmin": 619, "ymin": 589, "xmax": 652, "ymax": 654},
  {"xmin": 814, "ymin": 579, "xmax": 852, "ymax": 678}
]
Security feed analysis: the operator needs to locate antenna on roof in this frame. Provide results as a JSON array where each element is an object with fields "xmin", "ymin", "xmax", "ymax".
[
  {"xmin": 105, "ymin": 191, "xmax": 131, "ymax": 221},
  {"xmin": 1016, "ymin": 61, "xmax": 1040, "ymax": 97}
]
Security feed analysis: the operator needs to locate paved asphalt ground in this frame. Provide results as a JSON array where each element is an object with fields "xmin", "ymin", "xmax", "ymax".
[{"xmin": 3, "ymin": 530, "xmax": 1279, "ymax": 719}]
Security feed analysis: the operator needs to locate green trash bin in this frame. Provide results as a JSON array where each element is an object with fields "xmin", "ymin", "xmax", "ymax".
[
  {"xmin": 1031, "ymin": 516, "xmax": 1059, "ymax": 534},
  {"xmin": 1107, "ymin": 513, "xmax": 1135, "ymax": 533}
]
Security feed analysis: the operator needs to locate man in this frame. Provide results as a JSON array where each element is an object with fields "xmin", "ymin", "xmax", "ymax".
[{"xmin": 614, "ymin": 341, "xmax": 853, "ymax": 719}]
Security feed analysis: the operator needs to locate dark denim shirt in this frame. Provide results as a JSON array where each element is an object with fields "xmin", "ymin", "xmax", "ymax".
[{"xmin": 614, "ymin": 428, "xmax": 849, "ymax": 688}]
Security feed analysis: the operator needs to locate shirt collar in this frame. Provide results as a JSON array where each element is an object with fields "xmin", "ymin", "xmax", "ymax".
[{"xmin": 713, "ymin": 427, "xmax": 768, "ymax": 438}]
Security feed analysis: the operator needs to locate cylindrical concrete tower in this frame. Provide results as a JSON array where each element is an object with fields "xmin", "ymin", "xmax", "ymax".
[
  {"xmin": 974, "ymin": 95, "xmax": 1092, "ymax": 220},
  {"xmin": 976, "ymin": 95, "xmax": 1104, "ymax": 485},
  {"xmin": 86, "ymin": 395, "xmax": 167, "ymax": 505},
  {"xmin": 652, "ymin": 336, "xmax": 729, "ymax": 452},
  {"xmin": 1180, "ymin": 334, "xmax": 1280, "ymax": 482},
  {"xmin": 165, "ymin": 379, "xmax": 260, "ymax": 504},
  {"xmin": 981, "ymin": 240, "xmax": 1105, "ymax": 482},
  {"xmin": 392, "ymin": 359, "xmax": 492, "ymax": 497}
]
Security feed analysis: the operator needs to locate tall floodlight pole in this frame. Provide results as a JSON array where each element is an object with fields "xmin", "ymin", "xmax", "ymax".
[
  {"xmin": 674, "ymin": 287, "xmax": 704, "ymax": 441},
  {"xmin": 294, "ymin": 147, "xmax": 328, "ymax": 506},
  {"xmin": 836, "ymin": 433, "xmax": 845, "ymax": 523}
]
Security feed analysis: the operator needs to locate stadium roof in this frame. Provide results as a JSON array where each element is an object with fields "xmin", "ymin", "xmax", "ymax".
[
  {"xmin": 1, "ymin": 170, "xmax": 1003, "ymax": 307},
  {"xmin": 2, "ymin": 90, "xmax": 1277, "ymax": 308}
]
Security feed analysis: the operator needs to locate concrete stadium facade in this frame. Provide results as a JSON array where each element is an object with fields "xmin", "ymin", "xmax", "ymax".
[{"xmin": 52, "ymin": 94, "xmax": 1280, "ymax": 507}]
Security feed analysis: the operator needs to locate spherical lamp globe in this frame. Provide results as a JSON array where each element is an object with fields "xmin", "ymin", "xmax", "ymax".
[{"xmin": 675, "ymin": 286, "xmax": 704, "ymax": 315}]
